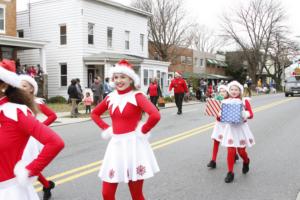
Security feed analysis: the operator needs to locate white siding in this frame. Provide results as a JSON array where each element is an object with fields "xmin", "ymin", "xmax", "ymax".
[{"xmin": 81, "ymin": 0, "xmax": 148, "ymax": 58}]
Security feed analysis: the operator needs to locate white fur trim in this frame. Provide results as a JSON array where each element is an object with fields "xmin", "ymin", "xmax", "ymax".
[
  {"xmin": 0, "ymin": 102, "xmax": 31, "ymax": 121},
  {"xmin": 228, "ymin": 81, "xmax": 244, "ymax": 94},
  {"xmin": 109, "ymin": 65, "xmax": 140, "ymax": 88},
  {"xmin": 135, "ymin": 122, "xmax": 150, "ymax": 139},
  {"xmin": 175, "ymin": 72, "xmax": 181, "ymax": 77},
  {"xmin": 34, "ymin": 97, "xmax": 45, "ymax": 105},
  {"xmin": 217, "ymin": 85, "xmax": 228, "ymax": 92},
  {"xmin": 242, "ymin": 110, "xmax": 250, "ymax": 120},
  {"xmin": 19, "ymin": 75, "xmax": 38, "ymax": 95},
  {"xmin": 102, "ymin": 127, "xmax": 113, "ymax": 139},
  {"xmin": 0, "ymin": 67, "xmax": 21, "ymax": 88},
  {"xmin": 13, "ymin": 160, "xmax": 31, "ymax": 187}
]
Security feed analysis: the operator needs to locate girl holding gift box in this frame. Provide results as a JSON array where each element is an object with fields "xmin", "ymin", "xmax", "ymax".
[
  {"xmin": 219, "ymin": 80, "xmax": 255, "ymax": 183},
  {"xmin": 19, "ymin": 75, "xmax": 58, "ymax": 200},
  {"xmin": 91, "ymin": 59, "xmax": 161, "ymax": 200},
  {"xmin": 207, "ymin": 85, "xmax": 229, "ymax": 169}
]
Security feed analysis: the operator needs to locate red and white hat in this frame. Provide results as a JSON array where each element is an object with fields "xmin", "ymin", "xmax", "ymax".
[
  {"xmin": 175, "ymin": 71, "xmax": 182, "ymax": 77},
  {"xmin": 19, "ymin": 74, "xmax": 38, "ymax": 95},
  {"xmin": 0, "ymin": 59, "xmax": 21, "ymax": 88},
  {"xmin": 217, "ymin": 84, "xmax": 228, "ymax": 92},
  {"xmin": 110, "ymin": 59, "xmax": 140, "ymax": 88},
  {"xmin": 228, "ymin": 80, "xmax": 244, "ymax": 94}
]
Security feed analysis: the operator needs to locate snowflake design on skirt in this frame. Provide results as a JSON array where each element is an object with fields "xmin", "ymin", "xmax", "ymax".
[
  {"xmin": 109, "ymin": 169, "xmax": 115, "ymax": 179},
  {"xmin": 240, "ymin": 140, "xmax": 246, "ymax": 146},
  {"xmin": 218, "ymin": 134, "xmax": 223, "ymax": 140},
  {"xmin": 136, "ymin": 165, "xmax": 146, "ymax": 176},
  {"xmin": 228, "ymin": 139, "xmax": 234, "ymax": 145},
  {"xmin": 249, "ymin": 138, "xmax": 253, "ymax": 144}
]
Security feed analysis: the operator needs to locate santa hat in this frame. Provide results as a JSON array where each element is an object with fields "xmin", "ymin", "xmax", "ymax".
[
  {"xmin": 217, "ymin": 84, "xmax": 228, "ymax": 92},
  {"xmin": 19, "ymin": 74, "xmax": 38, "ymax": 95},
  {"xmin": 228, "ymin": 80, "xmax": 244, "ymax": 94},
  {"xmin": 110, "ymin": 59, "xmax": 140, "ymax": 88},
  {"xmin": 175, "ymin": 71, "xmax": 182, "ymax": 77},
  {"xmin": 0, "ymin": 59, "xmax": 21, "ymax": 88}
]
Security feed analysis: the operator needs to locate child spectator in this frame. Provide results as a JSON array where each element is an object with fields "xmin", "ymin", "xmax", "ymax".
[{"xmin": 83, "ymin": 92, "xmax": 93, "ymax": 114}]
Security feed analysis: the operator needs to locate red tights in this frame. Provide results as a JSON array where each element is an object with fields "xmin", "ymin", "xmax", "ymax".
[
  {"xmin": 102, "ymin": 180, "xmax": 145, "ymax": 200},
  {"xmin": 227, "ymin": 147, "xmax": 249, "ymax": 172},
  {"xmin": 211, "ymin": 139, "xmax": 220, "ymax": 161},
  {"xmin": 37, "ymin": 173, "xmax": 50, "ymax": 188}
]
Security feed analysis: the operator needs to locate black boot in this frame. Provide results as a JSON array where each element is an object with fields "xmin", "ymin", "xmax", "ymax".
[
  {"xmin": 242, "ymin": 159, "xmax": 250, "ymax": 174},
  {"xmin": 43, "ymin": 181, "xmax": 55, "ymax": 200},
  {"xmin": 207, "ymin": 160, "xmax": 216, "ymax": 169},
  {"xmin": 224, "ymin": 172, "xmax": 234, "ymax": 183}
]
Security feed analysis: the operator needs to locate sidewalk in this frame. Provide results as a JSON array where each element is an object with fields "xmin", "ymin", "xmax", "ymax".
[{"xmin": 41, "ymin": 101, "xmax": 200, "ymax": 127}]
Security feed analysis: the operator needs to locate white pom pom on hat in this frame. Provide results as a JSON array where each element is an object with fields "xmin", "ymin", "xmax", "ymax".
[{"xmin": 109, "ymin": 59, "xmax": 140, "ymax": 88}]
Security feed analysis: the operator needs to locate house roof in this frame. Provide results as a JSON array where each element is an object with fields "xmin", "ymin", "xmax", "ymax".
[
  {"xmin": 83, "ymin": 52, "xmax": 144, "ymax": 64},
  {"xmin": 89, "ymin": 0, "xmax": 152, "ymax": 17},
  {"xmin": 0, "ymin": 35, "xmax": 47, "ymax": 49}
]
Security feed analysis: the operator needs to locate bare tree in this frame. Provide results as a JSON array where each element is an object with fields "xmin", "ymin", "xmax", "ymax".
[
  {"xmin": 221, "ymin": 0, "xmax": 286, "ymax": 83},
  {"xmin": 265, "ymin": 33, "xmax": 299, "ymax": 88},
  {"xmin": 191, "ymin": 24, "xmax": 226, "ymax": 53},
  {"xmin": 131, "ymin": 0, "xmax": 192, "ymax": 62}
]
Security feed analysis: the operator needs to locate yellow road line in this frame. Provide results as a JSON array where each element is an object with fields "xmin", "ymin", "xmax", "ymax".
[{"xmin": 34, "ymin": 97, "xmax": 297, "ymax": 191}]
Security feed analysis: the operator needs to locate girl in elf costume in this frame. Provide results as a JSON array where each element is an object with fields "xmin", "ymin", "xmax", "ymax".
[
  {"xmin": 0, "ymin": 59, "xmax": 64, "ymax": 200},
  {"xmin": 19, "ymin": 75, "xmax": 57, "ymax": 200},
  {"xmin": 91, "ymin": 59, "xmax": 161, "ymax": 200},
  {"xmin": 219, "ymin": 81, "xmax": 255, "ymax": 183},
  {"xmin": 207, "ymin": 85, "xmax": 229, "ymax": 169}
]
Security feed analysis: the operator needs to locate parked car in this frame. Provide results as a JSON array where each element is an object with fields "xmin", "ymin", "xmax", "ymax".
[{"xmin": 284, "ymin": 76, "xmax": 300, "ymax": 97}]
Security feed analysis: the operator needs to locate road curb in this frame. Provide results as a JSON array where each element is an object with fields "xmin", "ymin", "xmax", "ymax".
[{"xmin": 50, "ymin": 101, "xmax": 201, "ymax": 127}]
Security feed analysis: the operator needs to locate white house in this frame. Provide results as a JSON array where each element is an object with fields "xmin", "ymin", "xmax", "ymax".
[{"xmin": 17, "ymin": 0, "xmax": 169, "ymax": 98}]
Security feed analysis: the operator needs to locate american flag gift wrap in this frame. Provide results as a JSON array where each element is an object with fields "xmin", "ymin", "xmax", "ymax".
[
  {"xmin": 220, "ymin": 99, "xmax": 243, "ymax": 124},
  {"xmin": 205, "ymin": 98, "xmax": 221, "ymax": 117}
]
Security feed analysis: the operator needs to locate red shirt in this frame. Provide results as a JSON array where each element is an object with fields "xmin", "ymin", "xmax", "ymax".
[
  {"xmin": 91, "ymin": 87, "xmax": 160, "ymax": 134},
  {"xmin": 148, "ymin": 83, "xmax": 159, "ymax": 97},
  {"xmin": 169, "ymin": 77, "xmax": 188, "ymax": 94},
  {"xmin": 36, "ymin": 100, "xmax": 57, "ymax": 126},
  {"xmin": 0, "ymin": 97, "xmax": 64, "ymax": 182}
]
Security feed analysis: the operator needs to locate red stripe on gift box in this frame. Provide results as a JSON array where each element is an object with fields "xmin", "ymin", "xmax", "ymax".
[{"xmin": 205, "ymin": 98, "xmax": 221, "ymax": 117}]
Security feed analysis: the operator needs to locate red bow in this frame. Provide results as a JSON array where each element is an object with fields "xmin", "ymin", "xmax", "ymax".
[{"xmin": 0, "ymin": 59, "xmax": 16, "ymax": 73}]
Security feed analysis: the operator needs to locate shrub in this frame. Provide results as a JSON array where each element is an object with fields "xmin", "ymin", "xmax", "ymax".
[
  {"xmin": 164, "ymin": 96, "xmax": 174, "ymax": 103},
  {"xmin": 47, "ymin": 96, "xmax": 67, "ymax": 104}
]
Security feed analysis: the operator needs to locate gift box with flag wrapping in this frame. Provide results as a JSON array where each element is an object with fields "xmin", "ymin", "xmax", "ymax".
[{"xmin": 220, "ymin": 99, "xmax": 243, "ymax": 124}]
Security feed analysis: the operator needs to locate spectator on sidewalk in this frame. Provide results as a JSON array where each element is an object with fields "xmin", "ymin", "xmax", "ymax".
[
  {"xmin": 103, "ymin": 77, "xmax": 113, "ymax": 99},
  {"xmin": 147, "ymin": 77, "xmax": 162, "ymax": 109},
  {"xmin": 68, "ymin": 79, "xmax": 79, "ymax": 118},
  {"xmin": 83, "ymin": 92, "xmax": 93, "ymax": 114},
  {"xmin": 75, "ymin": 78, "xmax": 83, "ymax": 114},
  {"xmin": 244, "ymin": 76, "xmax": 252, "ymax": 97},
  {"xmin": 91, "ymin": 76, "xmax": 103, "ymax": 105}
]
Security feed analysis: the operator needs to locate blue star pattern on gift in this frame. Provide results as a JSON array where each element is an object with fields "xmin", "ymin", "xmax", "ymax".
[{"xmin": 221, "ymin": 102, "xmax": 243, "ymax": 124}]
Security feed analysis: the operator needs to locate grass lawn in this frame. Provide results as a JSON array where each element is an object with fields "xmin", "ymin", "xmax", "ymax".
[{"xmin": 47, "ymin": 102, "xmax": 90, "ymax": 113}]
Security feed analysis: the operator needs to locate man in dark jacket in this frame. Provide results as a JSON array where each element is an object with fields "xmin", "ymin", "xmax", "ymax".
[{"xmin": 68, "ymin": 79, "xmax": 79, "ymax": 117}]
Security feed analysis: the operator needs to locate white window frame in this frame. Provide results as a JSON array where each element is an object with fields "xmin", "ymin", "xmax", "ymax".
[
  {"xmin": 125, "ymin": 31, "xmax": 130, "ymax": 50},
  {"xmin": 143, "ymin": 69, "xmax": 149, "ymax": 86},
  {"xmin": 107, "ymin": 27, "xmax": 113, "ymax": 48},
  {"xmin": 88, "ymin": 23, "xmax": 94, "ymax": 45},
  {"xmin": 59, "ymin": 24, "xmax": 67, "ymax": 45},
  {"xmin": 140, "ymin": 34, "xmax": 144, "ymax": 51},
  {"xmin": 60, "ymin": 63, "xmax": 68, "ymax": 87},
  {"xmin": 0, "ymin": 5, "xmax": 6, "ymax": 34}
]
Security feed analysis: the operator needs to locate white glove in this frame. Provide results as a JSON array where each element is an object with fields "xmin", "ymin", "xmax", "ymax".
[
  {"xmin": 102, "ymin": 127, "xmax": 113, "ymax": 139},
  {"xmin": 242, "ymin": 110, "xmax": 250, "ymax": 120}
]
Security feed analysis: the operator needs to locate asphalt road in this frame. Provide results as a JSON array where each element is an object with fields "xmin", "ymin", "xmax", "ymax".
[{"xmin": 36, "ymin": 94, "xmax": 300, "ymax": 200}]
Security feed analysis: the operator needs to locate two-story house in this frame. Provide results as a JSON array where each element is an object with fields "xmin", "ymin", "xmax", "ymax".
[{"xmin": 17, "ymin": 0, "xmax": 169, "ymax": 98}]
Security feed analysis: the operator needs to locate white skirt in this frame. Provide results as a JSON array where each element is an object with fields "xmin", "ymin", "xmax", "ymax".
[
  {"xmin": 22, "ymin": 137, "xmax": 43, "ymax": 165},
  {"xmin": 211, "ymin": 121, "xmax": 226, "ymax": 142},
  {"xmin": 220, "ymin": 123, "xmax": 255, "ymax": 148},
  {"xmin": 99, "ymin": 131, "xmax": 160, "ymax": 183},
  {"xmin": 0, "ymin": 178, "xmax": 39, "ymax": 200}
]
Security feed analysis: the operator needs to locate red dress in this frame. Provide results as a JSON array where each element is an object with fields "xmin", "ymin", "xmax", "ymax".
[
  {"xmin": 91, "ymin": 87, "xmax": 160, "ymax": 183},
  {"xmin": 0, "ymin": 97, "xmax": 64, "ymax": 199}
]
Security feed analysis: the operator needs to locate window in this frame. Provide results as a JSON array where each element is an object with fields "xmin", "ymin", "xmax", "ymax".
[
  {"xmin": 140, "ymin": 34, "xmax": 144, "ymax": 51},
  {"xmin": 194, "ymin": 58, "xmax": 198, "ymax": 67},
  {"xmin": 88, "ymin": 23, "xmax": 94, "ymax": 45},
  {"xmin": 60, "ymin": 25, "xmax": 67, "ymax": 45},
  {"xmin": 186, "ymin": 57, "xmax": 192, "ymax": 65},
  {"xmin": 149, "ymin": 69, "xmax": 154, "ymax": 84},
  {"xmin": 181, "ymin": 56, "xmax": 186, "ymax": 63},
  {"xmin": 60, "ymin": 63, "xmax": 67, "ymax": 86},
  {"xmin": 0, "ymin": 5, "xmax": 5, "ymax": 33},
  {"xmin": 107, "ymin": 27, "xmax": 113, "ymax": 48},
  {"xmin": 143, "ymin": 69, "xmax": 148, "ymax": 86},
  {"xmin": 17, "ymin": 30, "xmax": 24, "ymax": 38},
  {"xmin": 125, "ymin": 31, "xmax": 130, "ymax": 50}
]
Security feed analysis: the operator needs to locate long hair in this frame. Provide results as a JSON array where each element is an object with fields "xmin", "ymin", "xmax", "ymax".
[{"xmin": 5, "ymin": 86, "xmax": 38, "ymax": 114}]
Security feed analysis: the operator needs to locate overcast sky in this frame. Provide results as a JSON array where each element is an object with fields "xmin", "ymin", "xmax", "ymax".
[{"xmin": 17, "ymin": 0, "xmax": 300, "ymax": 40}]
